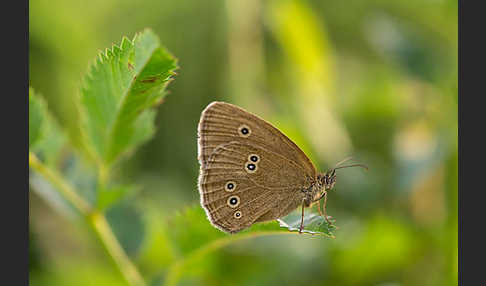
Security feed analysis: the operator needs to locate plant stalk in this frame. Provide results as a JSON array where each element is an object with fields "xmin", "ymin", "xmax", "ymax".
[
  {"xmin": 29, "ymin": 152, "xmax": 146, "ymax": 286},
  {"xmin": 89, "ymin": 211, "xmax": 146, "ymax": 286},
  {"xmin": 29, "ymin": 152, "xmax": 92, "ymax": 215}
]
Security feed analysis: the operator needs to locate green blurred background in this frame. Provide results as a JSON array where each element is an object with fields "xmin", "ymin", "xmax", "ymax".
[{"xmin": 29, "ymin": 0, "xmax": 457, "ymax": 285}]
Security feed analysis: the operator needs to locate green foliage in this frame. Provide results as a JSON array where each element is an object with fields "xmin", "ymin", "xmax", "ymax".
[
  {"xmin": 29, "ymin": 30, "xmax": 180, "ymax": 286},
  {"xmin": 97, "ymin": 184, "xmax": 136, "ymax": 211},
  {"xmin": 29, "ymin": 88, "xmax": 67, "ymax": 165},
  {"xmin": 80, "ymin": 29, "xmax": 178, "ymax": 167},
  {"xmin": 165, "ymin": 206, "xmax": 310, "ymax": 257},
  {"xmin": 29, "ymin": 88, "xmax": 77, "ymax": 215},
  {"xmin": 278, "ymin": 205, "xmax": 337, "ymax": 237},
  {"xmin": 30, "ymin": 29, "xmax": 179, "ymax": 213},
  {"xmin": 163, "ymin": 204, "xmax": 335, "ymax": 261},
  {"xmin": 107, "ymin": 203, "xmax": 146, "ymax": 256},
  {"xmin": 331, "ymin": 214, "xmax": 419, "ymax": 284},
  {"xmin": 29, "ymin": 88, "xmax": 44, "ymax": 148},
  {"xmin": 162, "ymin": 206, "xmax": 329, "ymax": 286}
]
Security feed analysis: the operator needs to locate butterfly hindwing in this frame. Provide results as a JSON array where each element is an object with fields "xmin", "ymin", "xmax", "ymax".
[{"xmin": 199, "ymin": 142, "xmax": 306, "ymax": 233}]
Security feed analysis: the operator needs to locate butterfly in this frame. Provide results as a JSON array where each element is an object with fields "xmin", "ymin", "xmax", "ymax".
[{"xmin": 197, "ymin": 101, "xmax": 366, "ymax": 234}]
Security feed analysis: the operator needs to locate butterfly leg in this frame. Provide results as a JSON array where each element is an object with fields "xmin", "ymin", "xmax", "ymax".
[
  {"xmin": 317, "ymin": 198, "xmax": 324, "ymax": 217},
  {"xmin": 312, "ymin": 191, "xmax": 326, "ymax": 214},
  {"xmin": 299, "ymin": 198, "xmax": 306, "ymax": 233},
  {"xmin": 321, "ymin": 191, "xmax": 333, "ymax": 226},
  {"xmin": 313, "ymin": 191, "xmax": 333, "ymax": 226}
]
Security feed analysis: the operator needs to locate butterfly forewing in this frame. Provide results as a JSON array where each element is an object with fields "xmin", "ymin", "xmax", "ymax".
[
  {"xmin": 197, "ymin": 101, "xmax": 317, "ymax": 175},
  {"xmin": 197, "ymin": 102, "xmax": 318, "ymax": 233}
]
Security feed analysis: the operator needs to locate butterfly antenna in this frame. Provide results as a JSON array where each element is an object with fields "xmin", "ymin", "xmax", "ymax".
[
  {"xmin": 334, "ymin": 163, "xmax": 368, "ymax": 171},
  {"xmin": 334, "ymin": 156, "xmax": 354, "ymax": 168}
]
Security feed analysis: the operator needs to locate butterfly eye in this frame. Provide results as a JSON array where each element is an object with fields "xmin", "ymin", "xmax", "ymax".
[
  {"xmin": 248, "ymin": 154, "xmax": 260, "ymax": 163},
  {"xmin": 234, "ymin": 211, "xmax": 242, "ymax": 219},
  {"xmin": 225, "ymin": 181, "xmax": 236, "ymax": 192},
  {"xmin": 227, "ymin": 195, "xmax": 240, "ymax": 208},
  {"xmin": 245, "ymin": 163, "xmax": 257, "ymax": 173},
  {"xmin": 238, "ymin": 125, "xmax": 251, "ymax": 137}
]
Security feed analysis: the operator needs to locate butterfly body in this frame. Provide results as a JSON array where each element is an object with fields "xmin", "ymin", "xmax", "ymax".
[{"xmin": 197, "ymin": 101, "xmax": 341, "ymax": 234}]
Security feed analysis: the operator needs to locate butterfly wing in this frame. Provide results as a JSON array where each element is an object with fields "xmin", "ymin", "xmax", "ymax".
[
  {"xmin": 197, "ymin": 102, "xmax": 318, "ymax": 233},
  {"xmin": 199, "ymin": 142, "xmax": 307, "ymax": 233},
  {"xmin": 197, "ymin": 101, "xmax": 317, "ymax": 175}
]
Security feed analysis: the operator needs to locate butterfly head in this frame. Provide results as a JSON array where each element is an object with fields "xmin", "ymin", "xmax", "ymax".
[
  {"xmin": 322, "ymin": 169, "xmax": 337, "ymax": 191},
  {"xmin": 321, "ymin": 159, "xmax": 368, "ymax": 191}
]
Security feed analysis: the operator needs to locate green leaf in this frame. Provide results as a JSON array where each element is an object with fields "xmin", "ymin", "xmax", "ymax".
[
  {"xmin": 166, "ymin": 206, "xmax": 227, "ymax": 256},
  {"xmin": 163, "ymin": 205, "xmax": 334, "ymax": 286},
  {"xmin": 29, "ymin": 88, "xmax": 81, "ymax": 217},
  {"xmin": 28, "ymin": 88, "xmax": 68, "ymax": 167},
  {"xmin": 80, "ymin": 29, "xmax": 178, "ymax": 166},
  {"xmin": 97, "ymin": 184, "xmax": 136, "ymax": 211},
  {"xmin": 166, "ymin": 206, "xmax": 285, "ymax": 257},
  {"xmin": 29, "ymin": 88, "xmax": 44, "ymax": 148},
  {"xmin": 277, "ymin": 205, "xmax": 337, "ymax": 237},
  {"xmin": 167, "ymin": 205, "xmax": 334, "ymax": 258},
  {"xmin": 106, "ymin": 203, "xmax": 146, "ymax": 257}
]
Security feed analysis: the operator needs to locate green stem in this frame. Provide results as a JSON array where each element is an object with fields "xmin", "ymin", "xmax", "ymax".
[
  {"xmin": 29, "ymin": 152, "xmax": 146, "ymax": 286},
  {"xmin": 89, "ymin": 212, "xmax": 146, "ymax": 286},
  {"xmin": 164, "ymin": 231, "xmax": 299, "ymax": 286},
  {"xmin": 29, "ymin": 152, "xmax": 92, "ymax": 215},
  {"xmin": 98, "ymin": 162, "xmax": 110, "ymax": 188}
]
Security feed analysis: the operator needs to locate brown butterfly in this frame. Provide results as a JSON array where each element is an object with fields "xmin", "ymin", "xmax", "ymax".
[{"xmin": 197, "ymin": 102, "xmax": 366, "ymax": 234}]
